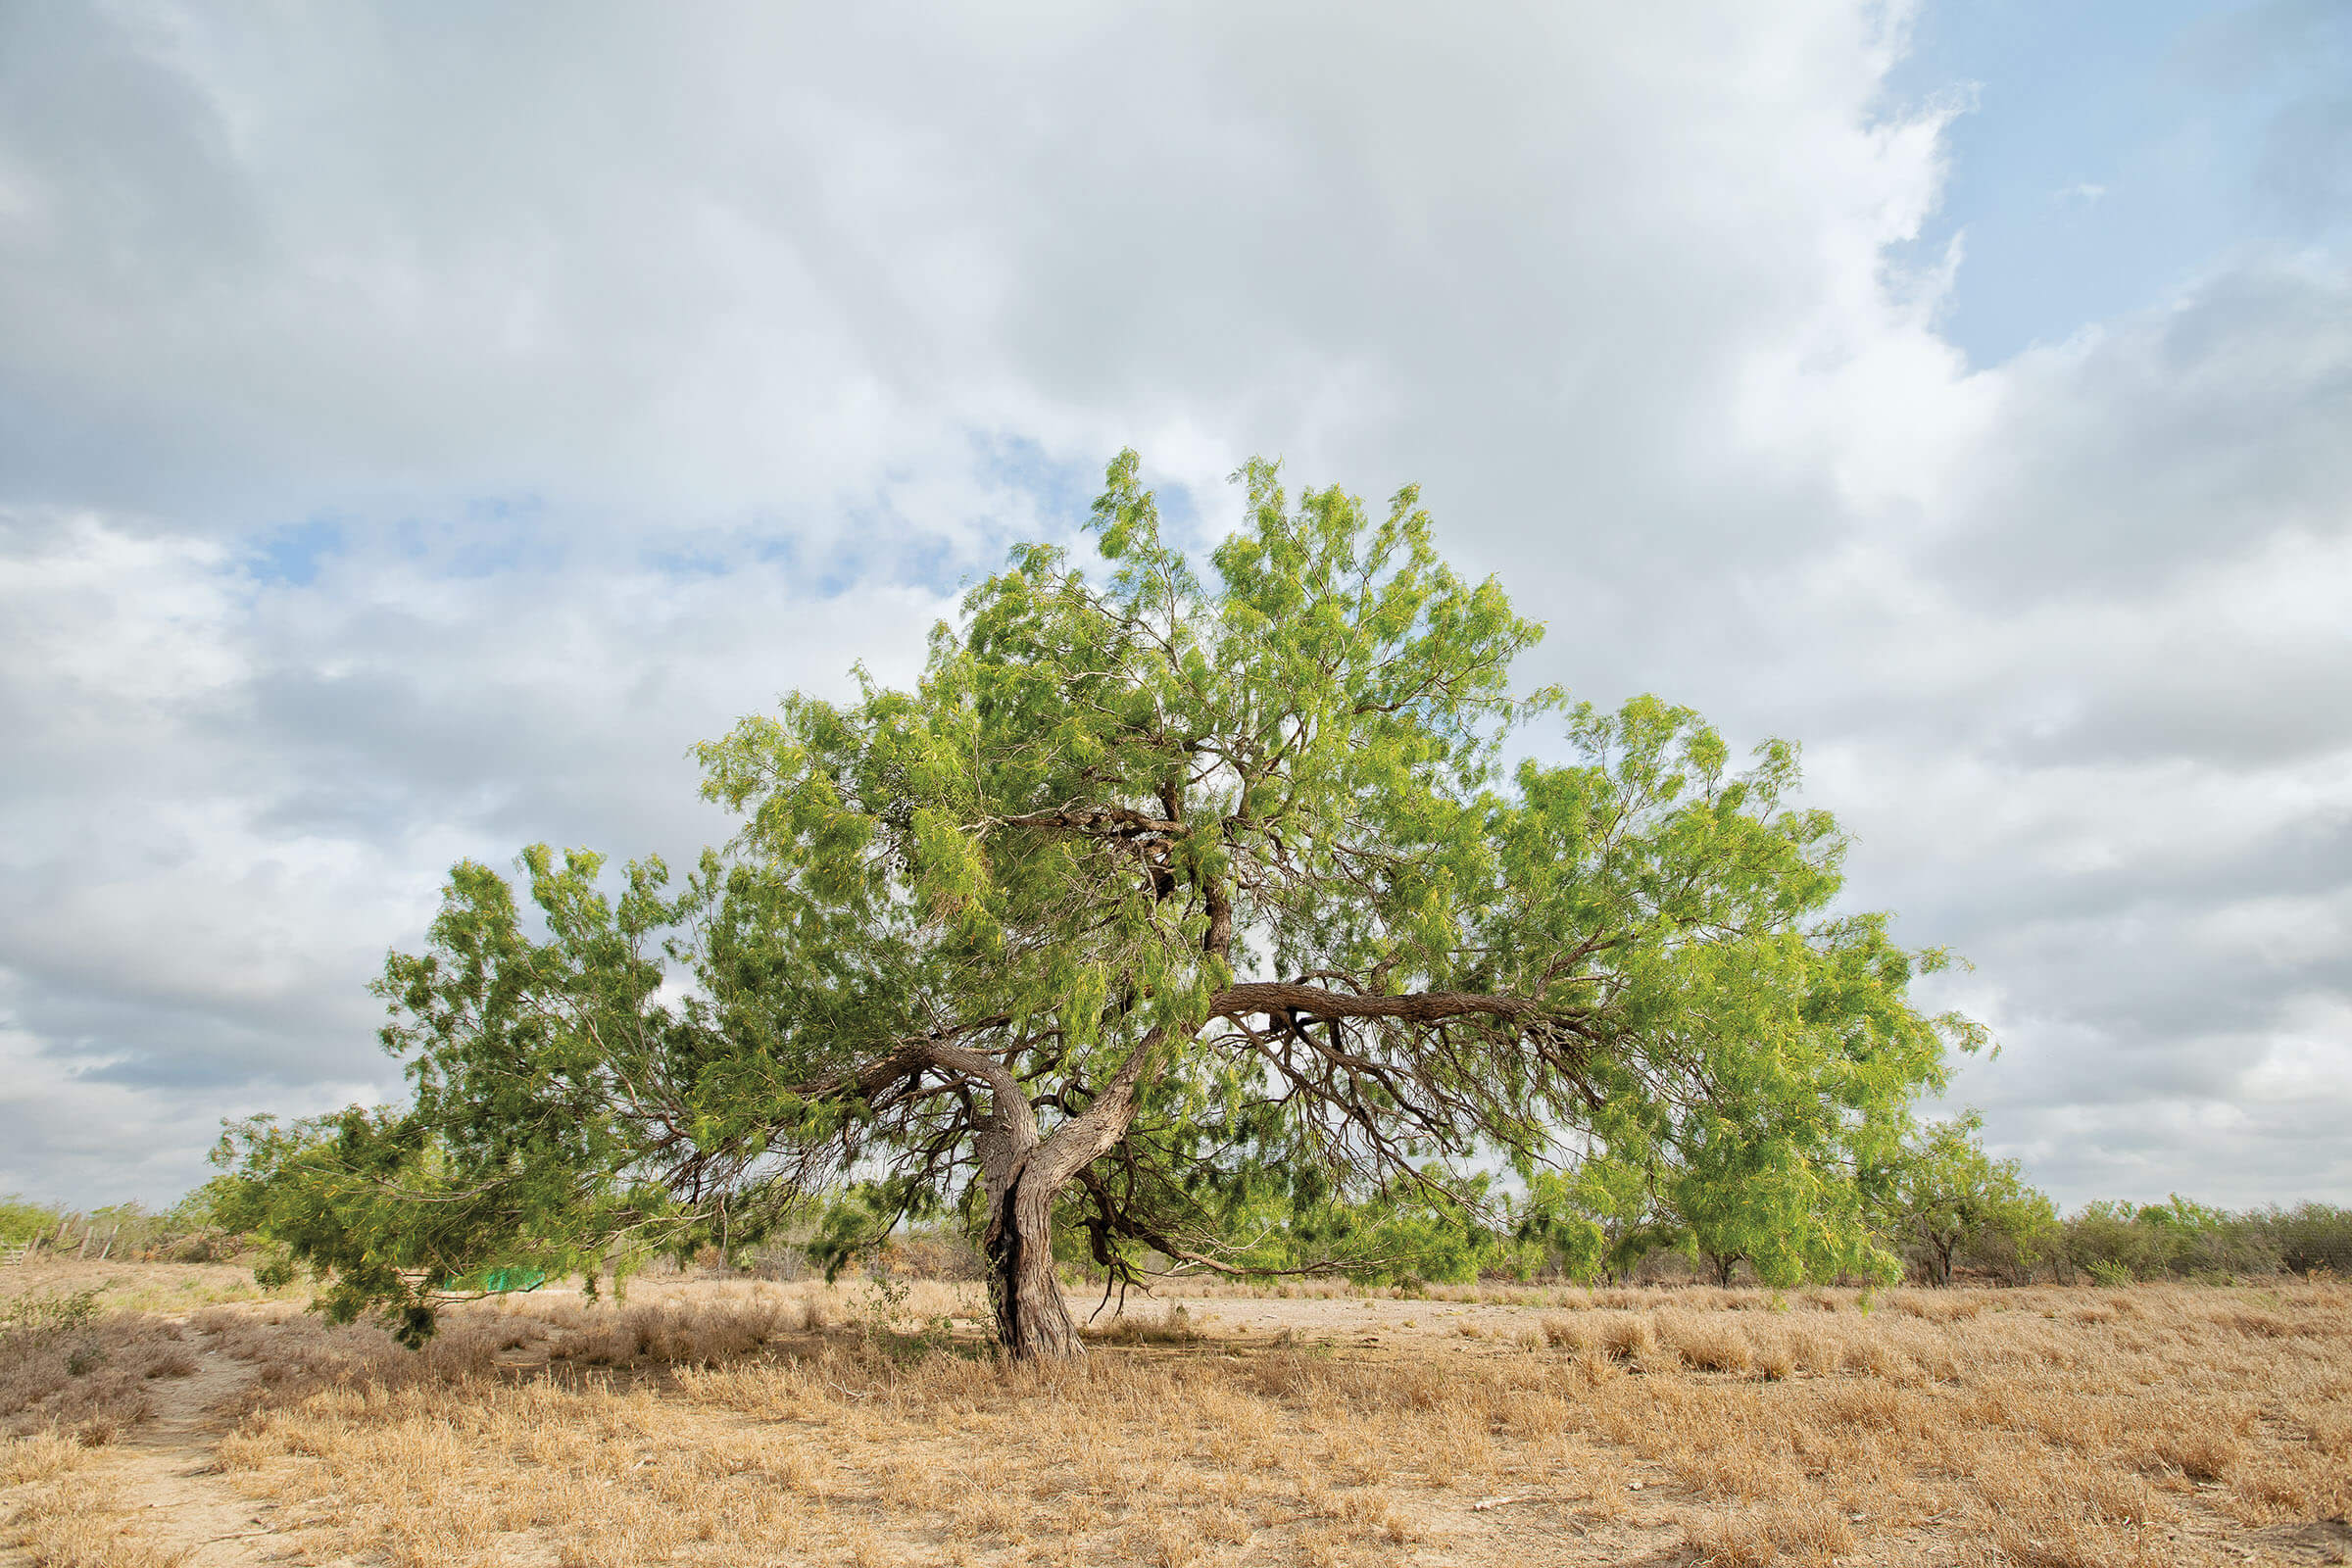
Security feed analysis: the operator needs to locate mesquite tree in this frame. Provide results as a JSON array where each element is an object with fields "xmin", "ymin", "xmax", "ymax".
[{"xmin": 217, "ymin": 452, "xmax": 1978, "ymax": 1359}]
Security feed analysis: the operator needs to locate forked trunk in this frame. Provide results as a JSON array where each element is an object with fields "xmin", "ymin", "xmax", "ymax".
[
  {"xmin": 985, "ymin": 1169, "xmax": 1081, "ymax": 1360},
  {"xmin": 959, "ymin": 1022, "xmax": 1168, "ymax": 1361}
]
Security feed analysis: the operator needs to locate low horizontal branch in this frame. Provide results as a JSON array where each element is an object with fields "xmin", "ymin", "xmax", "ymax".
[{"xmin": 1207, "ymin": 981, "xmax": 1553, "ymax": 1028}]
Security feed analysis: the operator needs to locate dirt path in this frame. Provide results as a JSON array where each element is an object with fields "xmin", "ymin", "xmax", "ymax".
[
  {"xmin": 3, "ymin": 1341, "xmax": 293, "ymax": 1568},
  {"xmin": 117, "ymin": 1343, "xmax": 280, "ymax": 1566}
]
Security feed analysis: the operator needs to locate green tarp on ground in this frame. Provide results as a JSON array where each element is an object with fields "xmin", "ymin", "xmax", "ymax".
[{"xmin": 442, "ymin": 1267, "xmax": 548, "ymax": 1294}]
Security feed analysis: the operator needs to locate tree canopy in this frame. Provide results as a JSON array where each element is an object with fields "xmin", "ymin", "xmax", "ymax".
[
  {"xmin": 217, "ymin": 451, "xmax": 1983, "ymax": 1357},
  {"xmin": 1872, "ymin": 1110, "xmax": 2055, "ymax": 1287}
]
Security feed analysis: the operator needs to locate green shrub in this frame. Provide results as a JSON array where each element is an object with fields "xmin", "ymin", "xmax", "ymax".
[
  {"xmin": 2266, "ymin": 1203, "xmax": 2352, "ymax": 1276},
  {"xmin": 0, "ymin": 1289, "xmax": 102, "ymax": 1335},
  {"xmin": 0, "ymin": 1196, "xmax": 64, "ymax": 1249}
]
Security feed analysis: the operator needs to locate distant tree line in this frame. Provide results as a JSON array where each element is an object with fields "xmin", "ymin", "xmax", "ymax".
[
  {"xmin": 1848, "ymin": 1114, "xmax": 2352, "ymax": 1287},
  {"xmin": 10, "ymin": 1166, "xmax": 2347, "ymax": 1290},
  {"xmin": 0, "ymin": 1194, "xmax": 239, "ymax": 1263},
  {"xmin": 1935, "ymin": 1196, "xmax": 2352, "ymax": 1289},
  {"xmin": 1018, "ymin": 1107, "xmax": 2352, "ymax": 1290}
]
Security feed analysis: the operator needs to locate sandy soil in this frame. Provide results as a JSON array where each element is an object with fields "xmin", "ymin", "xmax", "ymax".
[{"xmin": 2, "ymin": 1331, "xmax": 280, "ymax": 1567}]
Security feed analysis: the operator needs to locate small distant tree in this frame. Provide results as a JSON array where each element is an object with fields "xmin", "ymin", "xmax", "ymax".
[
  {"xmin": 1879, "ymin": 1111, "xmax": 2053, "ymax": 1286},
  {"xmin": 1663, "ymin": 1111, "xmax": 1890, "ymax": 1289},
  {"xmin": 1519, "ymin": 1162, "xmax": 1684, "ymax": 1284},
  {"xmin": 218, "ymin": 452, "xmax": 1981, "ymax": 1359}
]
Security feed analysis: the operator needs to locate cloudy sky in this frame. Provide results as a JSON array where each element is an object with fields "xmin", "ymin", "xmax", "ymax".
[{"xmin": 3, "ymin": 1, "xmax": 2346, "ymax": 1211}]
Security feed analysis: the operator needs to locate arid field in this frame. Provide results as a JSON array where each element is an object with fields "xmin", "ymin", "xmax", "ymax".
[{"xmin": 4, "ymin": 1260, "xmax": 2348, "ymax": 1568}]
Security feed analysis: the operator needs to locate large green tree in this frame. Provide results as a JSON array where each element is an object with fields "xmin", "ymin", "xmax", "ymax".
[{"xmin": 219, "ymin": 452, "xmax": 1980, "ymax": 1359}]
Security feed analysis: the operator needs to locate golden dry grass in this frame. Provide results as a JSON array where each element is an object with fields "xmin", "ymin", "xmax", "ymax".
[
  {"xmin": 4, "ymin": 1266, "xmax": 2349, "ymax": 1567},
  {"xmin": 1, "ymin": 1257, "xmax": 307, "ymax": 1316},
  {"xmin": 5, "ymin": 1477, "xmax": 190, "ymax": 1568}
]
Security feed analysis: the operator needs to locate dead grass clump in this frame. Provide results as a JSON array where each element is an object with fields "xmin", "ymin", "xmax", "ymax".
[
  {"xmin": 2140, "ymin": 1428, "xmax": 2242, "ymax": 1483},
  {"xmin": 2221, "ymin": 1307, "xmax": 2292, "ymax": 1338},
  {"xmin": 1596, "ymin": 1312, "xmax": 1657, "ymax": 1362},
  {"xmin": 624, "ymin": 1298, "xmax": 795, "ymax": 1363},
  {"xmin": 1838, "ymin": 1334, "xmax": 1918, "ymax": 1383},
  {"xmin": 1892, "ymin": 1290, "xmax": 1986, "ymax": 1323},
  {"xmin": 1089, "ymin": 1303, "xmax": 1202, "ymax": 1346},
  {"xmin": 1788, "ymin": 1324, "xmax": 1840, "ymax": 1375},
  {"xmin": 143, "ymin": 1349, "xmax": 199, "ymax": 1379},
  {"xmin": 4, "ymin": 1479, "xmax": 188, "ymax": 1568},
  {"xmin": 1982, "ymin": 1462, "xmax": 2166, "ymax": 1568},
  {"xmin": 1682, "ymin": 1498, "xmax": 1856, "ymax": 1566},
  {"xmin": 1539, "ymin": 1313, "xmax": 1593, "ymax": 1352},
  {"xmin": 0, "ymin": 1428, "xmax": 88, "ymax": 1485},
  {"xmin": 1660, "ymin": 1313, "xmax": 1755, "ymax": 1375},
  {"xmin": 1818, "ymin": 1378, "xmax": 1908, "ymax": 1431}
]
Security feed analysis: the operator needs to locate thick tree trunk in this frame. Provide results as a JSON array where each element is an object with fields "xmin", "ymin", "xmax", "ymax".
[
  {"xmin": 943, "ymin": 1023, "xmax": 1171, "ymax": 1362},
  {"xmin": 984, "ymin": 1168, "xmax": 1082, "ymax": 1361}
]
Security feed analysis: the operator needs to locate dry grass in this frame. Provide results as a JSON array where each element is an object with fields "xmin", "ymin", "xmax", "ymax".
[
  {"xmin": 6, "ymin": 1476, "xmax": 190, "ymax": 1568},
  {"xmin": 0, "ymin": 1258, "xmax": 307, "ymax": 1317},
  {"xmin": 1088, "ymin": 1301, "xmax": 1206, "ymax": 1346},
  {"xmin": 0, "ymin": 1297, "xmax": 204, "ymax": 1444},
  {"xmin": 0, "ymin": 1419, "xmax": 185, "ymax": 1568},
  {"xmin": 5, "ymin": 1268, "xmax": 2349, "ymax": 1567}
]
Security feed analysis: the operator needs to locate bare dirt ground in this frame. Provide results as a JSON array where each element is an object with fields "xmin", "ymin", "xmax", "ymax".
[{"xmin": 5, "ymin": 1261, "xmax": 2349, "ymax": 1567}]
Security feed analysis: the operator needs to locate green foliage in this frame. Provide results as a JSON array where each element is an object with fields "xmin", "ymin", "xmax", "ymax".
[
  {"xmin": 218, "ymin": 450, "xmax": 1978, "ymax": 1345},
  {"xmin": 1160, "ymin": 1174, "xmax": 1543, "ymax": 1287},
  {"xmin": 853, "ymin": 1274, "xmax": 956, "ymax": 1362},
  {"xmin": 0, "ymin": 1195, "xmax": 62, "ymax": 1248},
  {"xmin": 210, "ymin": 1100, "xmax": 658, "ymax": 1346},
  {"xmin": 1873, "ymin": 1110, "xmax": 2056, "ymax": 1286},
  {"xmin": 2267, "ymin": 1202, "xmax": 2352, "ymax": 1276},
  {"xmin": 2052, "ymin": 1196, "xmax": 2329, "ymax": 1284},
  {"xmin": 0, "ymin": 1289, "xmax": 100, "ymax": 1336},
  {"xmin": 1517, "ymin": 1164, "xmax": 1685, "ymax": 1283}
]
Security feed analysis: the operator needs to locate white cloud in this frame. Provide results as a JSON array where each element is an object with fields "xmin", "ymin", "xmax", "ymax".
[{"xmin": 0, "ymin": 1, "xmax": 2345, "ymax": 1209}]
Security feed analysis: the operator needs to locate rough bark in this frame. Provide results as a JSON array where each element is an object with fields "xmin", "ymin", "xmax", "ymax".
[
  {"xmin": 986, "ymin": 1166, "xmax": 1083, "ymax": 1359},
  {"xmin": 963, "ymin": 1027, "xmax": 1168, "ymax": 1361}
]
